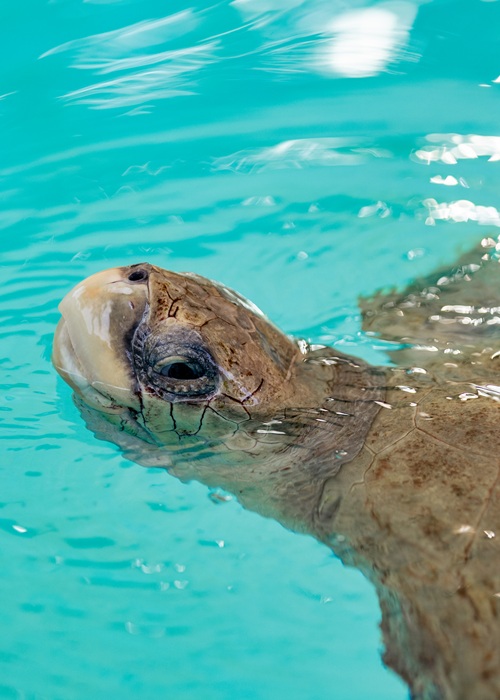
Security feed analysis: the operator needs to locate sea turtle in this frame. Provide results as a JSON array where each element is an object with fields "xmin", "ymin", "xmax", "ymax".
[{"xmin": 53, "ymin": 240, "xmax": 500, "ymax": 700}]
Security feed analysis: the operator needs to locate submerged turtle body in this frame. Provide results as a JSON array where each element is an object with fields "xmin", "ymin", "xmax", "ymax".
[
  {"xmin": 53, "ymin": 244, "xmax": 500, "ymax": 700},
  {"xmin": 318, "ymin": 372, "xmax": 500, "ymax": 700}
]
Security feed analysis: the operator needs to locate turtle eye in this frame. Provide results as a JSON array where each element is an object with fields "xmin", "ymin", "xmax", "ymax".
[
  {"xmin": 150, "ymin": 353, "xmax": 217, "ymax": 398},
  {"xmin": 136, "ymin": 326, "xmax": 220, "ymax": 400},
  {"xmin": 158, "ymin": 359, "xmax": 205, "ymax": 381}
]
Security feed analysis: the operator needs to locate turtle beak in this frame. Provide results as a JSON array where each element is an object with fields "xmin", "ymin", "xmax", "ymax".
[{"xmin": 52, "ymin": 266, "xmax": 150, "ymax": 413}]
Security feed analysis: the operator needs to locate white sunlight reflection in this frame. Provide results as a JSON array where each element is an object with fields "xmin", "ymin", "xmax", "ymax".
[
  {"xmin": 430, "ymin": 175, "xmax": 461, "ymax": 186},
  {"xmin": 415, "ymin": 134, "xmax": 500, "ymax": 164},
  {"xmin": 423, "ymin": 198, "xmax": 500, "ymax": 227},
  {"xmin": 41, "ymin": 11, "xmax": 218, "ymax": 110},
  {"xmin": 232, "ymin": 0, "xmax": 420, "ymax": 77},
  {"xmin": 323, "ymin": 2, "xmax": 418, "ymax": 78}
]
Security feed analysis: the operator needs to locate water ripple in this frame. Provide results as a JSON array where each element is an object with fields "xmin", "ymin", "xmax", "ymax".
[
  {"xmin": 211, "ymin": 137, "xmax": 392, "ymax": 172},
  {"xmin": 41, "ymin": 11, "xmax": 219, "ymax": 110},
  {"xmin": 41, "ymin": 12, "xmax": 200, "ymax": 62}
]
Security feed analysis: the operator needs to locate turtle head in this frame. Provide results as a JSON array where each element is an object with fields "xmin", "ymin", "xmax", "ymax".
[
  {"xmin": 53, "ymin": 264, "xmax": 321, "ymax": 468},
  {"xmin": 53, "ymin": 263, "xmax": 383, "ymax": 528}
]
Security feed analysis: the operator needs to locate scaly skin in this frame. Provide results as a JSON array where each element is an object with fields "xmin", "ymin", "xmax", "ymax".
[{"xmin": 53, "ymin": 251, "xmax": 500, "ymax": 700}]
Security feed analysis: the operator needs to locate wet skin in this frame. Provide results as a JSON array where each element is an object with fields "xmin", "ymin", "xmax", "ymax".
[{"xmin": 53, "ymin": 244, "xmax": 500, "ymax": 700}]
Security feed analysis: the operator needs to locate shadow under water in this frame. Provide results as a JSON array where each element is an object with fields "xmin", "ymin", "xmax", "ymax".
[{"xmin": 52, "ymin": 239, "xmax": 500, "ymax": 700}]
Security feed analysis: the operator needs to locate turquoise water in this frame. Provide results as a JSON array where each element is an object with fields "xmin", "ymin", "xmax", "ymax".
[{"xmin": 2, "ymin": 1, "xmax": 500, "ymax": 698}]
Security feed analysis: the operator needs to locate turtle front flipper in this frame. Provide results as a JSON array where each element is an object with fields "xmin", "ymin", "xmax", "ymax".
[{"xmin": 360, "ymin": 238, "xmax": 500, "ymax": 370}]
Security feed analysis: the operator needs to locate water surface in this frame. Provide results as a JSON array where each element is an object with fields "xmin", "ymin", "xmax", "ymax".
[{"xmin": 2, "ymin": 1, "xmax": 500, "ymax": 698}]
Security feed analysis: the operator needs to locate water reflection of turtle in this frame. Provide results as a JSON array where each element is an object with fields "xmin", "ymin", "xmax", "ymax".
[{"xmin": 53, "ymin": 240, "xmax": 500, "ymax": 700}]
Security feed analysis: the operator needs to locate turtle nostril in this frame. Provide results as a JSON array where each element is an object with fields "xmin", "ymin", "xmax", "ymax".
[{"xmin": 128, "ymin": 268, "xmax": 148, "ymax": 282}]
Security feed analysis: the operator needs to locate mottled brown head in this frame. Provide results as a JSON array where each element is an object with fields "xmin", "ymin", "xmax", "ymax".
[
  {"xmin": 53, "ymin": 262, "xmax": 386, "ymax": 530},
  {"xmin": 52, "ymin": 263, "xmax": 326, "ymax": 454},
  {"xmin": 132, "ymin": 263, "xmax": 299, "ymax": 406}
]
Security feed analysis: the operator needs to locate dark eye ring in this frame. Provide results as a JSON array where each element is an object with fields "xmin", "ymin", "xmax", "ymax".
[{"xmin": 128, "ymin": 268, "xmax": 148, "ymax": 282}]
